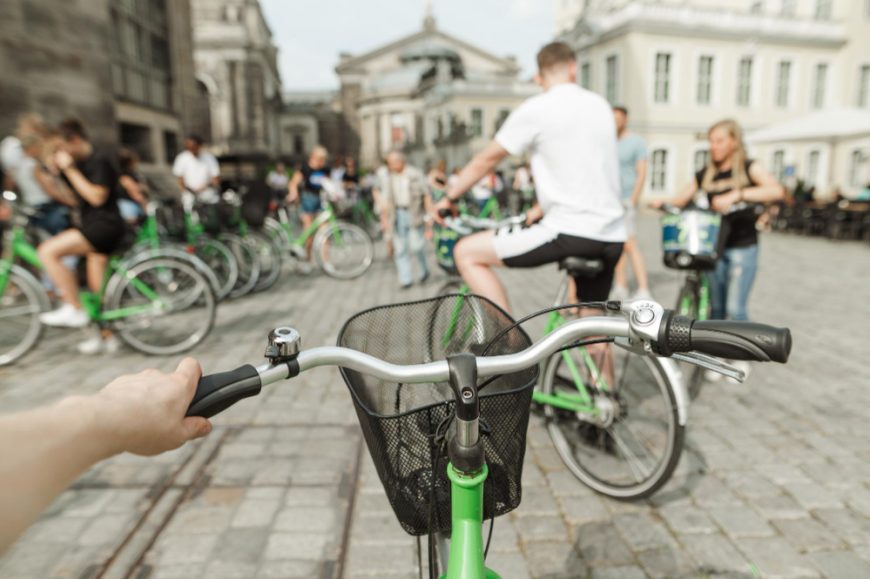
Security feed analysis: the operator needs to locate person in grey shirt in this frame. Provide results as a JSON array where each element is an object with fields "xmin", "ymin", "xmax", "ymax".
[
  {"xmin": 375, "ymin": 151, "xmax": 431, "ymax": 289},
  {"xmin": 612, "ymin": 105, "xmax": 652, "ymax": 300}
]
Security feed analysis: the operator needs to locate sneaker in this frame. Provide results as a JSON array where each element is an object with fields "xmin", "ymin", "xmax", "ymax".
[
  {"xmin": 39, "ymin": 304, "xmax": 89, "ymax": 328},
  {"xmin": 77, "ymin": 334, "xmax": 121, "ymax": 355},
  {"xmin": 632, "ymin": 288, "xmax": 653, "ymax": 301},
  {"xmin": 610, "ymin": 285, "xmax": 629, "ymax": 301},
  {"xmin": 419, "ymin": 271, "xmax": 430, "ymax": 285}
]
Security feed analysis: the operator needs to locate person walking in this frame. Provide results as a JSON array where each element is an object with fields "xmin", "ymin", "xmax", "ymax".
[
  {"xmin": 287, "ymin": 145, "xmax": 329, "ymax": 260},
  {"xmin": 376, "ymin": 151, "xmax": 430, "ymax": 289},
  {"xmin": 611, "ymin": 105, "xmax": 652, "ymax": 300},
  {"xmin": 266, "ymin": 162, "xmax": 290, "ymax": 202}
]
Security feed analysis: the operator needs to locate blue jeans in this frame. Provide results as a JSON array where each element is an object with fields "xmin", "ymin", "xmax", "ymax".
[
  {"xmin": 393, "ymin": 208, "xmax": 428, "ymax": 286},
  {"xmin": 708, "ymin": 244, "xmax": 759, "ymax": 321}
]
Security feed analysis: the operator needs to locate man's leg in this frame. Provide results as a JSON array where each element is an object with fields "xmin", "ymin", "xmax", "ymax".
[
  {"xmin": 37, "ymin": 230, "xmax": 92, "ymax": 308},
  {"xmin": 393, "ymin": 210, "xmax": 413, "ymax": 287},
  {"xmin": 409, "ymin": 224, "xmax": 429, "ymax": 281},
  {"xmin": 454, "ymin": 230, "xmax": 510, "ymax": 312}
]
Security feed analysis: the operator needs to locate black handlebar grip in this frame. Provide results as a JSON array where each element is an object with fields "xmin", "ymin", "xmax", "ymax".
[
  {"xmin": 690, "ymin": 320, "xmax": 792, "ymax": 363},
  {"xmin": 187, "ymin": 364, "xmax": 262, "ymax": 418}
]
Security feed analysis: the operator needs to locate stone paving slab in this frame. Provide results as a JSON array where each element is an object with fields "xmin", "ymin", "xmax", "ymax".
[{"xmin": 1, "ymin": 214, "xmax": 869, "ymax": 578}]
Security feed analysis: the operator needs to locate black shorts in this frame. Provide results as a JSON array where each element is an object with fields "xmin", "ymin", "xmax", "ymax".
[
  {"xmin": 495, "ymin": 225, "xmax": 623, "ymax": 302},
  {"xmin": 80, "ymin": 217, "xmax": 127, "ymax": 255}
]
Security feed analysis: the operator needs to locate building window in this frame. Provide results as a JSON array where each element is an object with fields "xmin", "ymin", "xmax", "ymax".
[
  {"xmin": 651, "ymin": 149, "xmax": 668, "ymax": 191},
  {"xmin": 776, "ymin": 60, "xmax": 792, "ymax": 108},
  {"xmin": 605, "ymin": 55, "xmax": 619, "ymax": 103},
  {"xmin": 812, "ymin": 63, "xmax": 828, "ymax": 109},
  {"xmin": 163, "ymin": 130, "xmax": 178, "ymax": 164},
  {"xmin": 737, "ymin": 57, "xmax": 753, "ymax": 107},
  {"xmin": 806, "ymin": 150, "xmax": 821, "ymax": 186},
  {"xmin": 815, "ymin": 0, "xmax": 832, "ymax": 19},
  {"xmin": 119, "ymin": 122, "xmax": 153, "ymax": 163},
  {"xmin": 850, "ymin": 150, "xmax": 864, "ymax": 187},
  {"xmin": 293, "ymin": 134, "xmax": 304, "ymax": 156},
  {"xmin": 469, "ymin": 109, "xmax": 483, "ymax": 137},
  {"xmin": 751, "ymin": 1, "xmax": 764, "ymax": 14},
  {"xmin": 781, "ymin": 0, "xmax": 796, "ymax": 15},
  {"xmin": 494, "ymin": 109, "xmax": 510, "ymax": 135},
  {"xmin": 772, "ymin": 150, "xmax": 786, "ymax": 181},
  {"xmin": 110, "ymin": 0, "xmax": 172, "ymax": 111},
  {"xmin": 581, "ymin": 62, "xmax": 591, "ymax": 89},
  {"xmin": 694, "ymin": 149, "xmax": 710, "ymax": 173},
  {"xmin": 654, "ymin": 53, "xmax": 672, "ymax": 103},
  {"xmin": 697, "ymin": 55, "xmax": 714, "ymax": 105},
  {"xmin": 858, "ymin": 65, "xmax": 870, "ymax": 108}
]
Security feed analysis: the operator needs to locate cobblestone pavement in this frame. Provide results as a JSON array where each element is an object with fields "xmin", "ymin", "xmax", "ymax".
[{"xmin": 1, "ymin": 214, "xmax": 869, "ymax": 579}]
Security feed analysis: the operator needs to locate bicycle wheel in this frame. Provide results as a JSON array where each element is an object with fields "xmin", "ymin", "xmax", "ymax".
[
  {"xmin": 219, "ymin": 233, "xmax": 260, "ymax": 298},
  {"xmin": 106, "ymin": 258, "xmax": 216, "ymax": 355},
  {"xmin": 540, "ymin": 343, "xmax": 684, "ymax": 500},
  {"xmin": 436, "ymin": 278, "xmax": 465, "ymax": 297},
  {"xmin": 313, "ymin": 221, "xmax": 373, "ymax": 279},
  {"xmin": 194, "ymin": 237, "xmax": 238, "ymax": 301},
  {"xmin": 250, "ymin": 231, "xmax": 283, "ymax": 293},
  {"xmin": 0, "ymin": 265, "xmax": 49, "ymax": 366},
  {"xmin": 676, "ymin": 279, "xmax": 706, "ymax": 400},
  {"xmin": 263, "ymin": 217, "xmax": 293, "ymax": 254}
]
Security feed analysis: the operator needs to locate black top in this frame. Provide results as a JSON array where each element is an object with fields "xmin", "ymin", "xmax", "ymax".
[
  {"xmin": 117, "ymin": 169, "xmax": 143, "ymax": 202},
  {"xmin": 300, "ymin": 163, "xmax": 328, "ymax": 194},
  {"xmin": 695, "ymin": 159, "xmax": 759, "ymax": 248},
  {"xmin": 342, "ymin": 169, "xmax": 359, "ymax": 184},
  {"xmin": 63, "ymin": 148, "xmax": 123, "ymax": 227}
]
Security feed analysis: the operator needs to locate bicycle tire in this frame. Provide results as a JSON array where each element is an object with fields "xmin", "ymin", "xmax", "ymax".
[
  {"xmin": 124, "ymin": 244, "xmax": 225, "ymax": 302},
  {"xmin": 0, "ymin": 265, "xmax": 49, "ymax": 366},
  {"xmin": 313, "ymin": 221, "xmax": 373, "ymax": 279},
  {"xmin": 106, "ymin": 257, "xmax": 216, "ymax": 355},
  {"xmin": 250, "ymin": 231, "xmax": 283, "ymax": 293},
  {"xmin": 219, "ymin": 233, "xmax": 261, "ymax": 298},
  {"xmin": 540, "ymin": 345, "xmax": 684, "ymax": 500},
  {"xmin": 194, "ymin": 237, "xmax": 239, "ymax": 301}
]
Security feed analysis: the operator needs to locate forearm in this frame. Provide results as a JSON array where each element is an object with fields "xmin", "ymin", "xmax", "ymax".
[
  {"xmin": 35, "ymin": 170, "xmax": 75, "ymax": 206},
  {"xmin": 0, "ymin": 396, "xmax": 115, "ymax": 552},
  {"xmin": 63, "ymin": 168, "xmax": 106, "ymax": 206},
  {"xmin": 741, "ymin": 184, "xmax": 785, "ymax": 204}
]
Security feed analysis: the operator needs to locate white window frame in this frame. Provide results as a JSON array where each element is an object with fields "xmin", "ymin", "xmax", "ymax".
[
  {"xmin": 736, "ymin": 54, "xmax": 755, "ymax": 108},
  {"xmin": 771, "ymin": 149, "xmax": 786, "ymax": 182},
  {"xmin": 650, "ymin": 48, "xmax": 679, "ymax": 106},
  {"xmin": 849, "ymin": 149, "xmax": 864, "ymax": 187},
  {"xmin": 781, "ymin": 0, "xmax": 797, "ymax": 16},
  {"xmin": 804, "ymin": 145, "xmax": 829, "ymax": 189},
  {"xmin": 815, "ymin": 0, "xmax": 832, "ymax": 20},
  {"xmin": 648, "ymin": 144, "xmax": 674, "ymax": 194},
  {"xmin": 692, "ymin": 143, "xmax": 710, "ymax": 174},
  {"xmin": 810, "ymin": 60, "xmax": 830, "ymax": 109},
  {"xmin": 469, "ymin": 108, "xmax": 483, "ymax": 138},
  {"xmin": 774, "ymin": 57, "xmax": 796, "ymax": 110},
  {"xmin": 694, "ymin": 51, "xmax": 719, "ymax": 107},
  {"xmin": 858, "ymin": 63, "xmax": 870, "ymax": 108},
  {"xmin": 580, "ymin": 59, "xmax": 593, "ymax": 91},
  {"xmin": 603, "ymin": 51, "xmax": 621, "ymax": 104}
]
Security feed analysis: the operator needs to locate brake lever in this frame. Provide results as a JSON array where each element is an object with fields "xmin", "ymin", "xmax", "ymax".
[
  {"xmin": 671, "ymin": 352, "xmax": 746, "ymax": 382},
  {"xmin": 612, "ymin": 337, "xmax": 746, "ymax": 383}
]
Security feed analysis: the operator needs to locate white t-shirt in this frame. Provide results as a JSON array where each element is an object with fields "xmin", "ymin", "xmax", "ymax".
[
  {"xmin": 15, "ymin": 156, "xmax": 50, "ymax": 205},
  {"xmin": 1, "ymin": 136, "xmax": 24, "ymax": 174},
  {"xmin": 172, "ymin": 150, "xmax": 220, "ymax": 201},
  {"xmin": 495, "ymin": 83, "xmax": 626, "ymax": 242}
]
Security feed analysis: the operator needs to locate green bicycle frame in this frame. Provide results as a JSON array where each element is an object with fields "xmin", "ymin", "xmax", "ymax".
[
  {"xmin": 283, "ymin": 202, "xmax": 346, "ymax": 247},
  {"xmin": 438, "ymin": 282, "xmax": 606, "ymax": 415},
  {"xmin": 0, "ymin": 226, "xmax": 42, "ymax": 295},
  {"xmin": 477, "ymin": 198, "xmax": 503, "ymax": 221},
  {"xmin": 444, "ymin": 463, "xmax": 499, "ymax": 579},
  {"xmin": 678, "ymin": 273, "xmax": 711, "ymax": 321}
]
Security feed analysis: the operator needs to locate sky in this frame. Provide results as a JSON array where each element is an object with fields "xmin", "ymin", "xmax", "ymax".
[{"xmin": 260, "ymin": 0, "xmax": 556, "ymax": 92}]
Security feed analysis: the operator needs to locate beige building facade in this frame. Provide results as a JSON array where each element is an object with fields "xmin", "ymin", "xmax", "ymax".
[
  {"xmin": 559, "ymin": 0, "xmax": 870, "ymax": 198},
  {"xmin": 335, "ymin": 12, "xmax": 537, "ymax": 170}
]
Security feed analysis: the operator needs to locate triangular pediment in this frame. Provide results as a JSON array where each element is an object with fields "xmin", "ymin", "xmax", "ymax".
[{"xmin": 335, "ymin": 25, "xmax": 519, "ymax": 76}]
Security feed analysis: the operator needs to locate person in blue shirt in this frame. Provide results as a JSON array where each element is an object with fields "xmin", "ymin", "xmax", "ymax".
[{"xmin": 612, "ymin": 106, "xmax": 652, "ymax": 300}]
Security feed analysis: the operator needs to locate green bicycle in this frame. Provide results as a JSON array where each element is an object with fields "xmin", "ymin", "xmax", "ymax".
[
  {"xmin": 263, "ymin": 199, "xmax": 374, "ymax": 279},
  {"xmin": 0, "ymin": 194, "xmax": 217, "ymax": 365},
  {"xmin": 660, "ymin": 204, "xmax": 723, "ymax": 399},
  {"xmin": 433, "ymin": 214, "xmax": 689, "ymax": 499},
  {"xmin": 184, "ymin": 295, "xmax": 790, "ymax": 577}
]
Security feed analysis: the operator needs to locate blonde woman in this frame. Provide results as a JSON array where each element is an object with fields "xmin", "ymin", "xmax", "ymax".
[{"xmin": 652, "ymin": 119, "xmax": 784, "ymax": 322}]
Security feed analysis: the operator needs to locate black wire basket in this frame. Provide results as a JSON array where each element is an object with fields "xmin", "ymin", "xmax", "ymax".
[{"xmin": 337, "ymin": 294, "xmax": 538, "ymax": 535}]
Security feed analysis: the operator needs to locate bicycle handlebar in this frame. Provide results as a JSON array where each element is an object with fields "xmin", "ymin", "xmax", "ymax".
[
  {"xmin": 657, "ymin": 313, "xmax": 791, "ymax": 363},
  {"xmin": 185, "ymin": 301, "xmax": 792, "ymax": 418}
]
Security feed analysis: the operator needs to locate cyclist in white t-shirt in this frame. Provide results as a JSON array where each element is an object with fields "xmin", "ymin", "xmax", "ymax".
[
  {"xmin": 432, "ymin": 42, "xmax": 626, "ymax": 312},
  {"xmin": 172, "ymin": 135, "xmax": 220, "ymax": 204}
]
